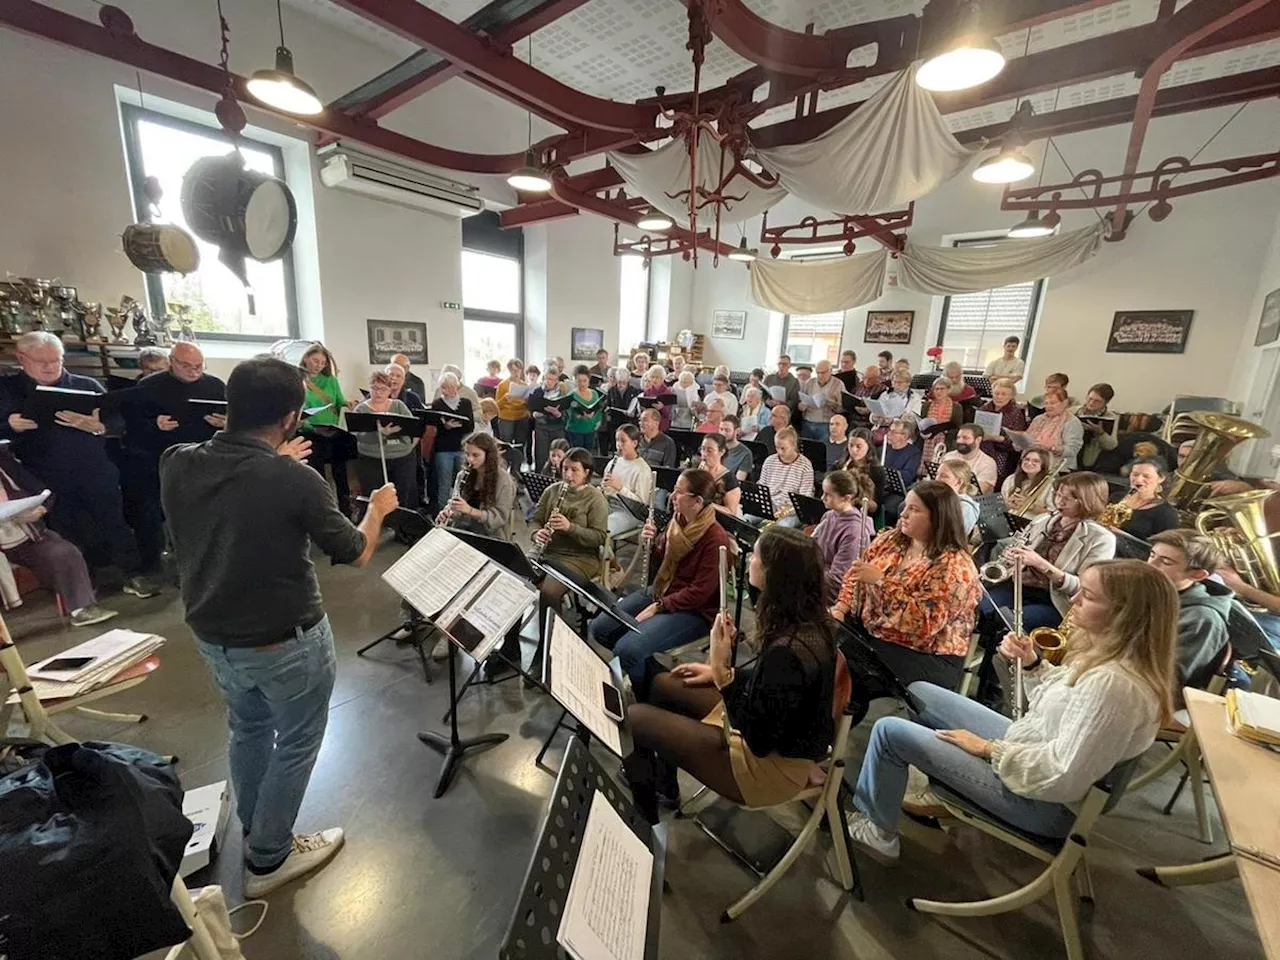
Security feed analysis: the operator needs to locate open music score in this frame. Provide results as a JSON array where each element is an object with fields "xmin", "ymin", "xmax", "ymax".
[
  {"xmin": 547, "ymin": 612, "xmax": 623, "ymax": 756},
  {"xmin": 383, "ymin": 529, "xmax": 487, "ymax": 617},
  {"xmin": 558, "ymin": 792, "xmax": 653, "ymax": 960}
]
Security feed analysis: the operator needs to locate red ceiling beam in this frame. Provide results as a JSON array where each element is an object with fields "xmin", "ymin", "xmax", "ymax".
[{"xmin": 327, "ymin": 0, "xmax": 657, "ymax": 133}]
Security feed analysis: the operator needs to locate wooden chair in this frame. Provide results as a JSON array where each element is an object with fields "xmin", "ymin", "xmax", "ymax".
[{"xmin": 908, "ymin": 758, "xmax": 1141, "ymax": 960}]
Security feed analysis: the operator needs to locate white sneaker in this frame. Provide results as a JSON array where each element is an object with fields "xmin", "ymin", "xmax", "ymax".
[
  {"xmin": 244, "ymin": 828, "xmax": 345, "ymax": 897},
  {"xmin": 844, "ymin": 810, "xmax": 900, "ymax": 865},
  {"xmin": 432, "ymin": 635, "xmax": 451, "ymax": 661},
  {"xmin": 902, "ymin": 787, "xmax": 949, "ymax": 819}
]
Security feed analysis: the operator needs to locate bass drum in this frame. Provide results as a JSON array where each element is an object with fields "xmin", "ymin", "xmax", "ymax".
[
  {"xmin": 121, "ymin": 223, "xmax": 200, "ymax": 274},
  {"xmin": 180, "ymin": 152, "xmax": 297, "ymax": 281}
]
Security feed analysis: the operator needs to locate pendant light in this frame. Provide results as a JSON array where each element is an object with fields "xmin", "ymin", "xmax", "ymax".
[
  {"xmin": 637, "ymin": 210, "xmax": 674, "ymax": 232},
  {"xmin": 1006, "ymin": 211, "xmax": 1054, "ymax": 238},
  {"xmin": 507, "ymin": 37, "xmax": 552, "ymax": 193},
  {"xmin": 974, "ymin": 102, "xmax": 1036, "ymax": 184},
  {"xmin": 916, "ymin": 2, "xmax": 1005, "ymax": 93},
  {"xmin": 728, "ymin": 236, "xmax": 757, "ymax": 262},
  {"xmin": 247, "ymin": 0, "xmax": 323, "ymax": 115}
]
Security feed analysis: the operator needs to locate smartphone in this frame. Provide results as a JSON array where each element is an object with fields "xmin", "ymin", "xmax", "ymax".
[
  {"xmin": 600, "ymin": 682, "xmax": 624, "ymax": 721},
  {"xmin": 41, "ymin": 656, "xmax": 95, "ymax": 673}
]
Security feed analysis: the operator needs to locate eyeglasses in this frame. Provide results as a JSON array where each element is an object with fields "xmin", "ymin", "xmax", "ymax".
[{"xmin": 172, "ymin": 358, "xmax": 204, "ymax": 373}]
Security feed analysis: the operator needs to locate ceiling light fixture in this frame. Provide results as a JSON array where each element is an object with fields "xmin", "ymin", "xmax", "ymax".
[
  {"xmin": 1006, "ymin": 211, "xmax": 1054, "ymax": 238},
  {"xmin": 916, "ymin": 1, "xmax": 1005, "ymax": 93},
  {"xmin": 974, "ymin": 102, "xmax": 1036, "ymax": 184},
  {"xmin": 246, "ymin": 0, "xmax": 323, "ymax": 115},
  {"xmin": 507, "ymin": 37, "xmax": 552, "ymax": 194},
  {"xmin": 637, "ymin": 210, "xmax": 674, "ymax": 232},
  {"xmin": 727, "ymin": 236, "xmax": 757, "ymax": 262}
]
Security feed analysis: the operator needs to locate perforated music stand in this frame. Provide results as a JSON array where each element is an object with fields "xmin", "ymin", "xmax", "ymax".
[
  {"xmin": 523, "ymin": 472, "xmax": 556, "ymax": 506},
  {"xmin": 884, "ymin": 468, "xmax": 908, "ymax": 498},
  {"xmin": 500, "ymin": 736, "xmax": 666, "ymax": 960},
  {"xmin": 667, "ymin": 428, "xmax": 703, "ymax": 461},
  {"xmin": 738, "ymin": 481, "xmax": 776, "ymax": 522},
  {"xmin": 800, "ymin": 438, "xmax": 826, "ymax": 473},
  {"xmin": 964, "ymin": 375, "xmax": 993, "ymax": 398},
  {"xmin": 788, "ymin": 493, "xmax": 827, "ymax": 526},
  {"xmin": 923, "ymin": 460, "xmax": 940, "ymax": 479},
  {"xmin": 910, "ymin": 373, "xmax": 940, "ymax": 392},
  {"xmin": 974, "ymin": 494, "xmax": 1014, "ymax": 542}
]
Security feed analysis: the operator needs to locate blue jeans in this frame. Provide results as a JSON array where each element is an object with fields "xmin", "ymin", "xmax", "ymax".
[
  {"xmin": 979, "ymin": 582, "xmax": 1061, "ymax": 632},
  {"xmin": 590, "ymin": 589, "xmax": 709, "ymax": 684},
  {"xmin": 196, "ymin": 617, "xmax": 337, "ymax": 870},
  {"xmin": 853, "ymin": 681, "xmax": 1075, "ymax": 839},
  {"xmin": 801, "ymin": 421, "xmax": 829, "ymax": 442},
  {"xmin": 433, "ymin": 450, "xmax": 464, "ymax": 511}
]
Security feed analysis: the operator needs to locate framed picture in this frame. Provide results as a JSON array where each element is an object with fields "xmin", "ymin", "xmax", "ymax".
[
  {"xmin": 367, "ymin": 319, "xmax": 427, "ymax": 364},
  {"xmin": 864, "ymin": 310, "xmax": 915, "ymax": 344},
  {"xmin": 1105, "ymin": 310, "xmax": 1193, "ymax": 354},
  {"xmin": 570, "ymin": 327, "xmax": 604, "ymax": 361},
  {"xmin": 1256, "ymin": 288, "xmax": 1280, "ymax": 347},
  {"xmin": 711, "ymin": 310, "xmax": 747, "ymax": 340}
]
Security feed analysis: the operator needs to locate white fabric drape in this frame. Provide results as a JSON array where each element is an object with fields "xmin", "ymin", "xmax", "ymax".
[
  {"xmin": 752, "ymin": 64, "xmax": 976, "ymax": 216},
  {"xmin": 607, "ymin": 136, "xmax": 784, "ymax": 228},
  {"xmin": 749, "ymin": 250, "xmax": 887, "ymax": 314},
  {"xmin": 896, "ymin": 225, "xmax": 1105, "ymax": 295}
]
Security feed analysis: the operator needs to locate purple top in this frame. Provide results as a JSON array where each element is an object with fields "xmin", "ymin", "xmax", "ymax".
[{"xmin": 811, "ymin": 508, "xmax": 875, "ymax": 603}]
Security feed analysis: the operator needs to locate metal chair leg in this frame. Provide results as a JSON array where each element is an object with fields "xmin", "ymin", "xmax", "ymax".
[
  {"xmin": 1137, "ymin": 854, "xmax": 1238, "ymax": 887},
  {"xmin": 73, "ymin": 706, "xmax": 146, "ymax": 724}
]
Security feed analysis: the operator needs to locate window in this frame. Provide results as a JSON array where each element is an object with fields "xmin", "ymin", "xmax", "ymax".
[
  {"xmin": 462, "ymin": 249, "xmax": 522, "ymax": 384},
  {"xmin": 936, "ymin": 237, "xmax": 1044, "ymax": 369},
  {"xmin": 782, "ymin": 312, "xmax": 844, "ymax": 364},
  {"xmin": 618, "ymin": 256, "xmax": 650, "ymax": 355},
  {"xmin": 120, "ymin": 104, "xmax": 298, "ymax": 340}
]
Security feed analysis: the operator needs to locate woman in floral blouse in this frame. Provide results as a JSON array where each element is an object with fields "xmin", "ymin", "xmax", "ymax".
[{"xmin": 831, "ymin": 480, "xmax": 981, "ymax": 711}]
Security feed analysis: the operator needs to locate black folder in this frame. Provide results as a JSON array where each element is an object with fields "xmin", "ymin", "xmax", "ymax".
[
  {"xmin": 635, "ymin": 393, "xmax": 676, "ymax": 411},
  {"xmin": 22, "ymin": 385, "xmax": 116, "ymax": 426},
  {"xmin": 345, "ymin": 411, "xmax": 428, "ymax": 438},
  {"xmin": 186, "ymin": 398, "xmax": 227, "ymax": 420}
]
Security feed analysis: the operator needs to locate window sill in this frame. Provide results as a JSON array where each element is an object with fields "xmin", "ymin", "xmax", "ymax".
[{"xmin": 198, "ymin": 341, "xmax": 281, "ymax": 361}]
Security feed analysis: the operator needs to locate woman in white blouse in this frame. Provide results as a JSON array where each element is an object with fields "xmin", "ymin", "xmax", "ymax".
[
  {"xmin": 738, "ymin": 385, "xmax": 765, "ymax": 440},
  {"xmin": 844, "ymin": 559, "xmax": 1175, "ymax": 863},
  {"xmin": 601, "ymin": 423, "xmax": 655, "ymax": 537},
  {"xmin": 672, "ymin": 371, "xmax": 701, "ymax": 429}
]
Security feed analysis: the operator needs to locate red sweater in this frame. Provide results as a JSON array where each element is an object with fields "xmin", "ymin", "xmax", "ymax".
[{"xmin": 652, "ymin": 520, "xmax": 731, "ymax": 623}]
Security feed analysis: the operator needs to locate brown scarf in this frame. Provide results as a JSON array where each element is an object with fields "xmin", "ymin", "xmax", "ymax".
[{"xmin": 652, "ymin": 504, "xmax": 717, "ymax": 599}]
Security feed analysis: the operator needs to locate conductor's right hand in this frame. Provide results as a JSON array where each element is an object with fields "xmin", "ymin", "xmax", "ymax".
[
  {"xmin": 999, "ymin": 631, "xmax": 1037, "ymax": 667},
  {"xmin": 7, "ymin": 413, "xmax": 38, "ymax": 433},
  {"xmin": 369, "ymin": 482, "xmax": 399, "ymax": 516}
]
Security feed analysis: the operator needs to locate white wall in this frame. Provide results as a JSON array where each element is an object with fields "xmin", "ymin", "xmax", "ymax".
[{"xmin": 532, "ymin": 216, "xmax": 624, "ymax": 366}]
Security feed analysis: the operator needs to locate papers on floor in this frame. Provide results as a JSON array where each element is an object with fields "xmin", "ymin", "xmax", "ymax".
[
  {"xmin": 558, "ymin": 791, "xmax": 653, "ymax": 960},
  {"xmin": 382, "ymin": 527, "xmax": 537, "ymax": 662},
  {"xmin": 1227, "ymin": 688, "xmax": 1280, "ymax": 748},
  {"xmin": 12, "ymin": 628, "xmax": 164, "ymax": 703},
  {"xmin": 548, "ymin": 613, "xmax": 623, "ymax": 757},
  {"xmin": 0, "ymin": 489, "xmax": 50, "ymax": 524},
  {"xmin": 973, "ymin": 410, "xmax": 1004, "ymax": 439}
]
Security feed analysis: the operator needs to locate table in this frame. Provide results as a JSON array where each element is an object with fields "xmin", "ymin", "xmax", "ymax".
[{"xmin": 1184, "ymin": 688, "xmax": 1280, "ymax": 958}]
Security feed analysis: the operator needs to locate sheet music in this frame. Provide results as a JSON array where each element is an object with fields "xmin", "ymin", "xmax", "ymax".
[
  {"xmin": 558, "ymin": 791, "xmax": 652, "ymax": 960},
  {"xmin": 451, "ymin": 568, "xmax": 537, "ymax": 662},
  {"xmin": 862, "ymin": 396, "xmax": 888, "ymax": 418},
  {"xmin": 973, "ymin": 410, "xmax": 1004, "ymax": 438},
  {"xmin": 1006, "ymin": 429, "xmax": 1033, "ymax": 451},
  {"xmin": 381, "ymin": 527, "xmax": 487, "ymax": 617},
  {"xmin": 767, "ymin": 385, "xmax": 787, "ymax": 402},
  {"xmin": 0, "ymin": 489, "xmax": 50, "ymax": 523},
  {"xmin": 548, "ymin": 614, "xmax": 623, "ymax": 756}
]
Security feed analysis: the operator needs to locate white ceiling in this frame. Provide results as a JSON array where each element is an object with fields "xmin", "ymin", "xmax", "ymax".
[{"xmin": 287, "ymin": 0, "xmax": 1280, "ymax": 136}]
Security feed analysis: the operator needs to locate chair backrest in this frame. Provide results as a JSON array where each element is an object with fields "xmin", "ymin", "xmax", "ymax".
[
  {"xmin": 832, "ymin": 649, "xmax": 852, "ymax": 721},
  {"xmin": 1097, "ymin": 754, "xmax": 1145, "ymax": 814},
  {"xmin": 1226, "ymin": 601, "xmax": 1268, "ymax": 661},
  {"xmin": 1204, "ymin": 642, "xmax": 1235, "ymax": 696}
]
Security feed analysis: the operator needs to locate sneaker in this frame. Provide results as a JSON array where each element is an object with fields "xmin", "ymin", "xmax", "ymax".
[
  {"xmin": 244, "ymin": 829, "xmax": 345, "ymax": 897},
  {"xmin": 844, "ymin": 810, "xmax": 900, "ymax": 865},
  {"xmin": 122, "ymin": 576, "xmax": 161, "ymax": 599},
  {"xmin": 902, "ymin": 787, "xmax": 949, "ymax": 820},
  {"xmin": 431, "ymin": 635, "xmax": 451, "ymax": 661},
  {"xmin": 70, "ymin": 605, "xmax": 120, "ymax": 628}
]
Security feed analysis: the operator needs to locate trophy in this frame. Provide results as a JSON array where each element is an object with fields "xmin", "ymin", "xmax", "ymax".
[
  {"xmin": 48, "ymin": 284, "xmax": 78, "ymax": 337},
  {"xmin": 168, "ymin": 301, "xmax": 196, "ymax": 342},
  {"xmin": 105, "ymin": 307, "xmax": 128, "ymax": 343},
  {"xmin": 0, "ymin": 290, "xmax": 18, "ymax": 335},
  {"xmin": 131, "ymin": 304, "xmax": 158, "ymax": 347},
  {"xmin": 78, "ymin": 301, "xmax": 102, "ymax": 342}
]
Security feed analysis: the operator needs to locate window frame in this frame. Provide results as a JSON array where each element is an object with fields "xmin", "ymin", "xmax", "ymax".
[
  {"xmin": 780, "ymin": 310, "xmax": 845, "ymax": 365},
  {"xmin": 619, "ymin": 255, "xmax": 653, "ymax": 349},
  {"xmin": 118, "ymin": 102, "xmax": 301, "ymax": 343},
  {"xmin": 935, "ymin": 236, "xmax": 1044, "ymax": 364},
  {"xmin": 461, "ymin": 248, "xmax": 525, "ymax": 364}
]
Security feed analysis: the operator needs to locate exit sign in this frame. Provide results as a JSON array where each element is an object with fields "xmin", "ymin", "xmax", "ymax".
[{"xmin": 441, "ymin": 301, "xmax": 461, "ymax": 310}]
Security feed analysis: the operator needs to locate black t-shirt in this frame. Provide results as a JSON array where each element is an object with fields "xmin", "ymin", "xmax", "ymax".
[
  {"xmin": 122, "ymin": 371, "xmax": 227, "ymax": 455},
  {"xmin": 1120, "ymin": 500, "xmax": 1180, "ymax": 541},
  {"xmin": 431, "ymin": 397, "xmax": 474, "ymax": 453}
]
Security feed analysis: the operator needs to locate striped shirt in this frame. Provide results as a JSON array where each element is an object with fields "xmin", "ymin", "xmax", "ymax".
[{"xmin": 758, "ymin": 454, "xmax": 815, "ymax": 513}]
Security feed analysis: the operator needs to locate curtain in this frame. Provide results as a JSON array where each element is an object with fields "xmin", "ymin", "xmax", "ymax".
[
  {"xmin": 752, "ymin": 64, "xmax": 976, "ymax": 216},
  {"xmin": 897, "ymin": 225, "xmax": 1105, "ymax": 294},
  {"xmin": 749, "ymin": 250, "xmax": 887, "ymax": 314}
]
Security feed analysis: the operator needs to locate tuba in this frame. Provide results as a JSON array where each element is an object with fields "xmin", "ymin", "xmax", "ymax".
[
  {"xmin": 1196, "ymin": 488, "xmax": 1280, "ymax": 599},
  {"xmin": 1166, "ymin": 412, "xmax": 1270, "ymax": 520}
]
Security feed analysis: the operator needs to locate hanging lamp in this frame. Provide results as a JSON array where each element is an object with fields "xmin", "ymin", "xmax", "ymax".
[
  {"xmin": 916, "ymin": 1, "xmax": 1005, "ymax": 93},
  {"xmin": 637, "ymin": 210, "xmax": 674, "ymax": 232},
  {"xmin": 1006, "ymin": 138, "xmax": 1055, "ymax": 236},
  {"xmin": 727, "ymin": 236, "xmax": 757, "ymax": 262},
  {"xmin": 974, "ymin": 103, "xmax": 1036, "ymax": 184},
  {"xmin": 247, "ymin": 0, "xmax": 323, "ymax": 115},
  {"xmin": 507, "ymin": 37, "xmax": 552, "ymax": 193}
]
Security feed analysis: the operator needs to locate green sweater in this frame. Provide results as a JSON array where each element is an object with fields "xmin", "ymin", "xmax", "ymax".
[
  {"xmin": 566, "ymin": 388, "xmax": 604, "ymax": 433},
  {"xmin": 302, "ymin": 373, "xmax": 346, "ymax": 429}
]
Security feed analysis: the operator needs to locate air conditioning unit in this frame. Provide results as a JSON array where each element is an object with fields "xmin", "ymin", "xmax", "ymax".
[{"xmin": 317, "ymin": 143, "xmax": 484, "ymax": 218}]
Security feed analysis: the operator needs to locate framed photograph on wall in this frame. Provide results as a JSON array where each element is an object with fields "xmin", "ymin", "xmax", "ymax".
[
  {"xmin": 570, "ymin": 327, "xmax": 605, "ymax": 361},
  {"xmin": 367, "ymin": 319, "xmax": 428, "ymax": 364},
  {"xmin": 1105, "ymin": 310, "xmax": 1193, "ymax": 354},
  {"xmin": 864, "ymin": 310, "xmax": 915, "ymax": 344},
  {"xmin": 1255, "ymin": 288, "xmax": 1280, "ymax": 347},
  {"xmin": 711, "ymin": 309, "xmax": 747, "ymax": 340}
]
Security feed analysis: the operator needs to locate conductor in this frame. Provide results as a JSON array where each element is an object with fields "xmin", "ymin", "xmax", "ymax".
[{"xmin": 160, "ymin": 357, "xmax": 399, "ymax": 898}]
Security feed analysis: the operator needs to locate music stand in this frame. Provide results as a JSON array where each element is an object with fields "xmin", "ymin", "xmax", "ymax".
[
  {"xmin": 621, "ymin": 495, "xmax": 672, "ymax": 532},
  {"xmin": 836, "ymin": 619, "xmax": 919, "ymax": 711},
  {"xmin": 923, "ymin": 460, "xmax": 940, "ymax": 479},
  {"xmin": 592, "ymin": 454, "xmax": 614, "ymax": 478},
  {"xmin": 973, "ymin": 494, "xmax": 1014, "ymax": 542},
  {"xmin": 654, "ymin": 466, "xmax": 683, "ymax": 493},
  {"xmin": 742, "ymin": 439, "xmax": 768, "ymax": 474},
  {"xmin": 523, "ymin": 472, "xmax": 556, "ymax": 506},
  {"xmin": 800, "ymin": 438, "xmax": 827, "ymax": 473},
  {"xmin": 910, "ymin": 373, "xmax": 939, "ymax": 392},
  {"xmin": 964, "ymin": 375, "xmax": 993, "ymax": 398},
  {"xmin": 739, "ymin": 481, "xmax": 776, "ymax": 522},
  {"xmin": 538, "ymin": 560, "xmax": 643, "ymax": 640},
  {"xmin": 667, "ymin": 428, "xmax": 703, "ymax": 461},
  {"xmin": 883, "ymin": 468, "xmax": 908, "ymax": 498},
  {"xmin": 788, "ymin": 492, "xmax": 827, "ymax": 526},
  {"xmin": 500, "ymin": 736, "xmax": 665, "ymax": 960},
  {"xmin": 345, "ymin": 411, "xmax": 427, "ymax": 486}
]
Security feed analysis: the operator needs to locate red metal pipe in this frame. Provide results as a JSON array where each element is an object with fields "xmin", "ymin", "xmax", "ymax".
[{"xmin": 1108, "ymin": 0, "xmax": 1275, "ymax": 238}]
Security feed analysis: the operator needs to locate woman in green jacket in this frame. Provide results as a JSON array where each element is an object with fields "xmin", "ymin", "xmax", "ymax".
[
  {"xmin": 565, "ymin": 365, "xmax": 604, "ymax": 452},
  {"xmin": 298, "ymin": 342, "xmax": 355, "ymax": 515}
]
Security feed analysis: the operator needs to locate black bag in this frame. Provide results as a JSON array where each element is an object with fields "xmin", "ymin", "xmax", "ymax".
[{"xmin": 0, "ymin": 741, "xmax": 193, "ymax": 960}]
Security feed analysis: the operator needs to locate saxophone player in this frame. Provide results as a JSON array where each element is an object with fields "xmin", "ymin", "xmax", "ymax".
[{"xmin": 756, "ymin": 427, "xmax": 814, "ymax": 527}]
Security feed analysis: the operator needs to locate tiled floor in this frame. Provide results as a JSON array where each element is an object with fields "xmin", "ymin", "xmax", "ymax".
[{"xmin": 4, "ymin": 539, "xmax": 1265, "ymax": 960}]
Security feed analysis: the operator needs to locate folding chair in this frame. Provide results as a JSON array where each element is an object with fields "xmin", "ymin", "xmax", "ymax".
[{"xmin": 909, "ymin": 758, "xmax": 1142, "ymax": 960}]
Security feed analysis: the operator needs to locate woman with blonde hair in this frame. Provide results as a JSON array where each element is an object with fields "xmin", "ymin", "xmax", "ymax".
[
  {"xmin": 844, "ymin": 560, "xmax": 1175, "ymax": 864},
  {"xmin": 935, "ymin": 458, "xmax": 980, "ymax": 534}
]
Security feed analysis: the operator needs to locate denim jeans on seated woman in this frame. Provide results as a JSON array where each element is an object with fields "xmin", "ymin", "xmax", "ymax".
[
  {"xmin": 194, "ymin": 617, "xmax": 337, "ymax": 871},
  {"xmin": 852, "ymin": 680, "xmax": 1075, "ymax": 839},
  {"xmin": 589, "ymin": 588, "xmax": 708, "ymax": 685}
]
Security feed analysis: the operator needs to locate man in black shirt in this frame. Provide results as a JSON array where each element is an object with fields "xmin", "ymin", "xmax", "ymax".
[
  {"xmin": 161, "ymin": 357, "xmax": 398, "ymax": 898},
  {"xmin": 637, "ymin": 408, "xmax": 676, "ymax": 468},
  {"xmin": 0, "ymin": 331, "xmax": 158, "ymax": 598},
  {"xmin": 121, "ymin": 342, "xmax": 226, "ymax": 575}
]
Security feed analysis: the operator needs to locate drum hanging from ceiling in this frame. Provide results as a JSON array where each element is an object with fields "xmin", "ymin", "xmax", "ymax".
[
  {"xmin": 121, "ymin": 223, "xmax": 201, "ymax": 275},
  {"xmin": 180, "ymin": 151, "xmax": 297, "ymax": 286}
]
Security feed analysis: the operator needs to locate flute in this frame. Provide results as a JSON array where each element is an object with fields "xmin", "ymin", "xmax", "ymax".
[
  {"xmin": 1012, "ymin": 553, "xmax": 1026, "ymax": 720},
  {"xmin": 639, "ymin": 485, "xmax": 657, "ymax": 586},
  {"xmin": 852, "ymin": 495, "xmax": 871, "ymax": 616}
]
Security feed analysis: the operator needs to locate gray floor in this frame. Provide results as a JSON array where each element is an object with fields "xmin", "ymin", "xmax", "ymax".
[{"xmin": 5, "ymin": 536, "xmax": 1266, "ymax": 960}]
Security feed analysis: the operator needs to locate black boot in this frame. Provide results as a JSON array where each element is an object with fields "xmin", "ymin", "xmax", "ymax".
[{"xmin": 623, "ymin": 751, "xmax": 661, "ymax": 825}]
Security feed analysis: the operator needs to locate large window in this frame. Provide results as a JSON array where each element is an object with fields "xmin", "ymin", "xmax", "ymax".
[
  {"xmin": 618, "ymin": 256, "xmax": 650, "ymax": 356},
  {"xmin": 462, "ymin": 248, "xmax": 522, "ymax": 384},
  {"xmin": 120, "ymin": 104, "xmax": 298, "ymax": 341},
  {"xmin": 936, "ymin": 237, "xmax": 1044, "ymax": 369},
  {"xmin": 781, "ymin": 312, "xmax": 844, "ymax": 364}
]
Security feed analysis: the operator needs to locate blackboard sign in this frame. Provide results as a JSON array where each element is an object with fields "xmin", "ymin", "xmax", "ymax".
[{"xmin": 1105, "ymin": 310, "xmax": 1193, "ymax": 354}]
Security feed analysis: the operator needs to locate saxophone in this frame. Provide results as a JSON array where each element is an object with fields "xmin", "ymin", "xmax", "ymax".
[
  {"xmin": 530, "ymin": 480, "xmax": 571, "ymax": 561},
  {"xmin": 440, "ymin": 465, "xmax": 471, "ymax": 528},
  {"xmin": 1029, "ymin": 615, "xmax": 1073, "ymax": 665},
  {"xmin": 1099, "ymin": 488, "xmax": 1138, "ymax": 530}
]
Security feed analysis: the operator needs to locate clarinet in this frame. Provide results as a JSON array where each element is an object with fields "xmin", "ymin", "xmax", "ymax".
[
  {"xmin": 441, "ymin": 465, "xmax": 471, "ymax": 528},
  {"xmin": 639, "ymin": 486, "xmax": 657, "ymax": 586},
  {"xmin": 531, "ymin": 480, "xmax": 570, "ymax": 561}
]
